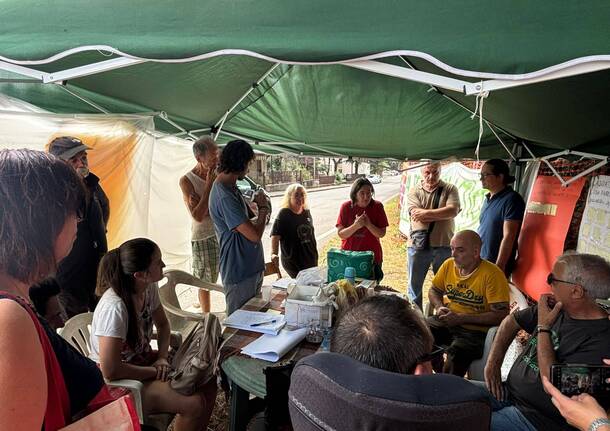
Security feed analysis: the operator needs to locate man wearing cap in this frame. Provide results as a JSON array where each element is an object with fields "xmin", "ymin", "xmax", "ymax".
[
  {"xmin": 48, "ymin": 136, "xmax": 109, "ymax": 317},
  {"xmin": 478, "ymin": 159, "xmax": 525, "ymax": 276}
]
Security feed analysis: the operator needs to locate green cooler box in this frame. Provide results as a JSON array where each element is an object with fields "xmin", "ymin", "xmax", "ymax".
[{"xmin": 327, "ymin": 248, "xmax": 374, "ymax": 282}]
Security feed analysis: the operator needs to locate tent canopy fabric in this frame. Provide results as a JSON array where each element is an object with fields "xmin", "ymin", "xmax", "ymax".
[{"xmin": 1, "ymin": 1, "xmax": 610, "ymax": 159}]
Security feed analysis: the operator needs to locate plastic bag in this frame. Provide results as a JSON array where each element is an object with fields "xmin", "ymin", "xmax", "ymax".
[{"xmin": 295, "ymin": 266, "xmax": 327, "ymax": 286}]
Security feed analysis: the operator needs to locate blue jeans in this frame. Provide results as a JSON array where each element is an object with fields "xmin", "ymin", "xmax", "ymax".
[
  {"xmin": 407, "ymin": 246, "xmax": 451, "ymax": 309},
  {"xmin": 471, "ymin": 381, "xmax": 537, "ymax": 431}
]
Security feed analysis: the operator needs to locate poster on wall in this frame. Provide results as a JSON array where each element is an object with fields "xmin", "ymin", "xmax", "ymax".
[
  {"xmin": 577, "ymin": 175, "xmax": 610, "ymax": 262},
  {"xmin": 512, "ymin": 175, "xmax": 585, "ymax": 300},
  {"xmin": 399, "ymin": 163, "xmax": 486, "ymax": 237}
]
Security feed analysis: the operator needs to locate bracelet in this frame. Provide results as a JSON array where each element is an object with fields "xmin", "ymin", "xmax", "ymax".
[
  {"xmin": 536, "ymin": 325, "xmax": 551, "ymax": 335},
  {"xmin": 588, "ymin": 418, "xmax": 610, "ymax": 431}
]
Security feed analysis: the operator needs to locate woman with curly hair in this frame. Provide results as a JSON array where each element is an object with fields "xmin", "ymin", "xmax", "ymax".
[
  {"xmin": 270, "ymin": 183, "xmax": 318, "ymax": 278},
  {"xmin": 0, "ymin": 149, "xmax": 112, "ymax": 430},
  {"xmin": 336, "ymin": 177, "xmax": 389, "ymax": 281}
]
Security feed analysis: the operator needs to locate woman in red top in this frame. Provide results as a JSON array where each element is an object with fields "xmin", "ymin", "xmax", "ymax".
[{"xmin": 336, "ymin": 177, "xmax": 389, "ymax": 281}]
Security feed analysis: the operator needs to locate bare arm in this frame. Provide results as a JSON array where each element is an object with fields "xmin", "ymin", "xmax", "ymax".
[
  {"xmin": 364, "ymin": 216, "xmax": 386, "ymax": 238},
  {"xmin": 495, "ymin": 220, "xmax": 521, "ymax": 273},
  {"xmin": 337, "ymin": 213, "xmax": 365, "ymax": 239},
  {"xmin": 411, "ymin": 204, "xmax": 459, "ymax": 223},
  {"xmin": 271, "ymin": 235, "xmax": 280, "ymax": 267},
  {"xmin": 179, "ymin": 174, "xmax": 214, "ymax": 222},
  {"xmin": 484, "ymin": 313, "xmax": 521, "ymax": 399},
  {"xmin": 235, "ymin": 207, "xmax": 269, "ymax": 242},
  {"xmin": 98, "ymin": 336, "xmax": 157, "ymax": 381},
  {"xmin": 0, "ymin": 300, "xmax": 46, "ymax": 430},
  {"xmin": 428, "ymin": 285, "xmax": 446, "ymax": 311},
  {"xmin": 443, "ymin": 302, "xmax": 509, "ymax": 327},
  {"xmin": 537, "ymin": 294, "xmax": 563, "ymax": 381},
  {"xmin": 152, "ymin": 305, "xmax": 170, "ymax": 360}
]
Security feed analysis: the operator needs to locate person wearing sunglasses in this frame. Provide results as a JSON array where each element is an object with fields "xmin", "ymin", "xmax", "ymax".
[{"xmin": 483, "ymin": 252, "xmax": 610, "ymax": 431}]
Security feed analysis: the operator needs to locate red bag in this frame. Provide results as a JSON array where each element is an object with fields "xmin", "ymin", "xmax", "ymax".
[{"xmin": 59, "ymin": 396, "xmax": 140, "ymax": 431}]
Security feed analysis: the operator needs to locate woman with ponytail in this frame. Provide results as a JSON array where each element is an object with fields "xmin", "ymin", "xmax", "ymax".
[{"xmin": 90, "ymin": 238, "xmax": 216, "ymax": 431}]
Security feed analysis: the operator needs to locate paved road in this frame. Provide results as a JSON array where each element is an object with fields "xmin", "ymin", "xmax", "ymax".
[{"xmin": 262, "ymin": 175, "xmax": 402, "ymax": 265}]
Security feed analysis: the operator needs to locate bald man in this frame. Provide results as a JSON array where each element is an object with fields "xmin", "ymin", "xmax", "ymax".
[{"xmin": 427, "ymin": 230, "xmax": 509, "ymax": 376}]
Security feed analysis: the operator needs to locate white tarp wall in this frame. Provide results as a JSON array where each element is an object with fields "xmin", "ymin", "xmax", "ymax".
[{"xmin": 0, "ymin": 94, "xmax": 195, "ymax": 271}]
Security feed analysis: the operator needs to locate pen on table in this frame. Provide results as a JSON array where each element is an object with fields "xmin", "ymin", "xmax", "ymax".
[{"xmin": 250, "ymin": 319, "xmax": 277, "ymax": 327}]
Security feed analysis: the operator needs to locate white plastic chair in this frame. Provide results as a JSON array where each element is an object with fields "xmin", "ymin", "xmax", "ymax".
[
  {"xmin": 158, "ymin": 269, "xmax": 226, "ymax": 334},
  {"xmin": 467, "ymin": 283, "xmax": 528, "ymax": 381},
  {"xmin": 59, "ymin": 312, "xmax": 145, "ymax": 422},
  {"xmin": 59, "ymin": 313, "xmax": 174, "ymax": 429}
]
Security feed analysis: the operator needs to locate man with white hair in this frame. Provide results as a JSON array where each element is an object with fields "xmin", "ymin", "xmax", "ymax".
[
  {"xmin": 179, "ymin": 136, "xmax": 219, "ymax": 312},
  {"xmin": 407, "ymin": 162, "xmax": 461, "ymax": 309},
  {"xmin": 484, "ymin": 252, "xmax": 610, "ymax": 431}
]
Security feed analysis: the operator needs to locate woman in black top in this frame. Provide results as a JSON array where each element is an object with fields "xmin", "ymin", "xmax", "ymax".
[{"xmin": 271, "ymin": 184, "xmax": 318, "ymax": 278}]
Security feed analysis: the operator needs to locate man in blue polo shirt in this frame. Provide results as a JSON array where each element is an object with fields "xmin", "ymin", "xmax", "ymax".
[{"xmin": 478, "ymin": 159, "xmax": 525, "ymax": 276}]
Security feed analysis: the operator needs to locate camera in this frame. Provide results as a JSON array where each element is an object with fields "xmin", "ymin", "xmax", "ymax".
[{"xmin": 551, "ymin": 364, "xmax": 610, "ymax": 401}]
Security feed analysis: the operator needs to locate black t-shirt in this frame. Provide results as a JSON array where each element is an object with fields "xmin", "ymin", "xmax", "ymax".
[
  {"xmin": 507, "ymin": 305, "xmax": 610, "ymax": 430},
  {"xmin": 271, "ymin": 208, "xmax": 318, "ymax": 278}
]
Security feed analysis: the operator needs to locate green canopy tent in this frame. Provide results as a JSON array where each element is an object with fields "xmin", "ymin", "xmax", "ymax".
[{"xmin": 1, "ymin": 0, "xmax": 609, "ymax": 163}]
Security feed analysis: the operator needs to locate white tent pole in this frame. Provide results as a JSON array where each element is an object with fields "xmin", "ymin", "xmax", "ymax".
[
  {"xmin": 345, "ymin": 60, "xmax": 468, "ymax": 93},
  {"xmin": 213, "ymin": 63, "xmax": 280, "ymax": 139},
  {"xmin": 564, "ymin": 158, "xmax": 608, "ymax": 187},
  {"xmin": 58, "ymin": 85, "xmax": 110, "ymax": 114},
  {"xmin": 521, "ymin": 142, "xmax": 567, "ymax": 186},
  {"xmin": 44, "ymin": 57, "xmax": 145, "ymax": 83},
  {"xmin": 158, "ymin": 112, "xmax": 199, "ymax": 140},
  {"xmin": 464, "ymin": 60, "xmax": 610, "ymax": 95},
  {"xmin": 485, "ymin": 122, "xmax": 516, "ymax": 161},
  {"xmin": 0, "ymin": 60, "xmax": 49, "ymax": 80}
]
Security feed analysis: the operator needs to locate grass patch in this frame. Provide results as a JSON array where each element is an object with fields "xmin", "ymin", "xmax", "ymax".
[{"xmin": 320, "ymin": 196, "xmax": 407, "ymax": 293}]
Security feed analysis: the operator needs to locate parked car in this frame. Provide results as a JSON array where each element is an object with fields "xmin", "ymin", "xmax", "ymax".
[
  {"xmin": 237, "ymin": 176, "xmax": 272, "ymax": 222},
  {"xmin": 366, "ymin": 174, "xmax": 382, "ymax": 184}
]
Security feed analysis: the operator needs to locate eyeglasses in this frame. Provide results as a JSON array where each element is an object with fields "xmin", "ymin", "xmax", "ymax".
[
  {"xmin": 479, "ymin": 172, "xmax": 496, "ymax": 179},
  {"xmin": 546, "ymin": 273, "xmax": 580, "ymax": 286},
  {"xmin": 418, "ymin": 345, "xmax": 446, "ymax": 363}
]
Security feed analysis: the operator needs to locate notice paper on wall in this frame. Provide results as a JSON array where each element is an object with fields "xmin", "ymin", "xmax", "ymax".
[
  {"xmin": 577, "ymin": 175, "xmax": 610, "ymax": 262},
  {"xmin": 241, "ymin": 327, "xmax": 308, "ymax": 362}
]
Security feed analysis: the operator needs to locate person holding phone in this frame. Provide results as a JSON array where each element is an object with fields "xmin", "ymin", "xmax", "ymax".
[
  {"xmin": 483, "ymin": 252, "xmax": 610, "ymax": 431},
  {"xmin": 542, "ymin": 360, "xmax": 610, "ymax": 431}
]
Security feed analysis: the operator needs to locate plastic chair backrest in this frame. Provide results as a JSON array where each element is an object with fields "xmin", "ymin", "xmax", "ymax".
[{"xmin": 59, "ymin": 312, "xmax": 94, "ymax": 357}]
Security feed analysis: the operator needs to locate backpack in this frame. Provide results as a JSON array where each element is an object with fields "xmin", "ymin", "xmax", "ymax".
[{"xmin": 170, "ymin": 313, "xmax": 222, "ymax": 396}]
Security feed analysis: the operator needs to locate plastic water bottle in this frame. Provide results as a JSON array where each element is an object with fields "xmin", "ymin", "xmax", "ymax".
[
  {"xmin": 344, "ymin": 266, "xmax": 356, "ymax": 285},
  {"xmin": 320, "ymin": 328, "xmax": 332, "ymax": 352}
]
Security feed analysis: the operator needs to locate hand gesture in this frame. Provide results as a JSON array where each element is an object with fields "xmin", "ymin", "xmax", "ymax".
[
  {"xmin": 438, "ymin": 310, "xmax": 462, "ymax": 327},
  {"xmin": 253, "ymin": 189, "xmax": 269, "ymax": 207},
  {"xmin": 410, "ymin": 208, "xmax": 427, "ymax": 222},
  {"xmin": 542, "ymin": 376, "xmax": 608, "ymax": 431},
  {"xmin": 538, "ymin": 293, "xmax": 563, "ymax": 328},
  {"xmin": 206, "ymin": 165, "xmax": 217, "ymax": 183},
  {"xmin": 485, "ymin": 361, "xmax": 505, "ymax": 401},
  {"xmin": 354, "ymin": 212, "xmax": 367, "ymax": 229},
  {"xmin": 152, "ymin": 357, "xmax": 171, "ymax": 382}
]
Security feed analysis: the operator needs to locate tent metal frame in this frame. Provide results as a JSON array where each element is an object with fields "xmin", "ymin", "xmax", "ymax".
[
  {"xmin": 520, "ymin": 143, "xmax": 608, "ymax": 187},
  {"xmin": 2, "ymin": 51, "xmax": 610, "ymax": 161}
]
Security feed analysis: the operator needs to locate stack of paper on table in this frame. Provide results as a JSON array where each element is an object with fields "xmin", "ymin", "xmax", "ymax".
[
  {"xmin": 241, "ymin": 327, "xmax": 308, "ymax": 362},
  {"xmin": 223, "ymin": 310, "xmax": 286, "ymax": 335},
  {"xmin": 271, "ymin": 277, "xmax": 295, "ymax": 289}
]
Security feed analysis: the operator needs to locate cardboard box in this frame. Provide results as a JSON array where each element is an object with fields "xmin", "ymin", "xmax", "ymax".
[{"xmin": 285, "ymin": 285, "xmax": 333, "ymax": 328}]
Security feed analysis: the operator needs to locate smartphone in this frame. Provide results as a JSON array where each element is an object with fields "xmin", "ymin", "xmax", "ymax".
[{"xmin": 551, "ymin": 364, "xmax": 610, "ymax": 400}]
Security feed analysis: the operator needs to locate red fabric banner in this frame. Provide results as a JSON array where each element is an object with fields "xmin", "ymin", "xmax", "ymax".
[{"xmin": 512, "ymin": 175, "xmax": 585, "ymax": 300}]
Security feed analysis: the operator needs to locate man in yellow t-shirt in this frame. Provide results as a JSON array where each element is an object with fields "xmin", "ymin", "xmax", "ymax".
[{"xmin": 427, "ymin": 230, "xmax": 509, "ymax": 377}]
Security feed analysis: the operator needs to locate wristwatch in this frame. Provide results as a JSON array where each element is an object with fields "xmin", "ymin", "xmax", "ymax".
[
  {"xmin": 536, "ymin": 325, "xmax": 551, "ymax": 335},
  {"xmin": 588, "ymin": 418, "xmax": 610, "ymax": 431}
]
